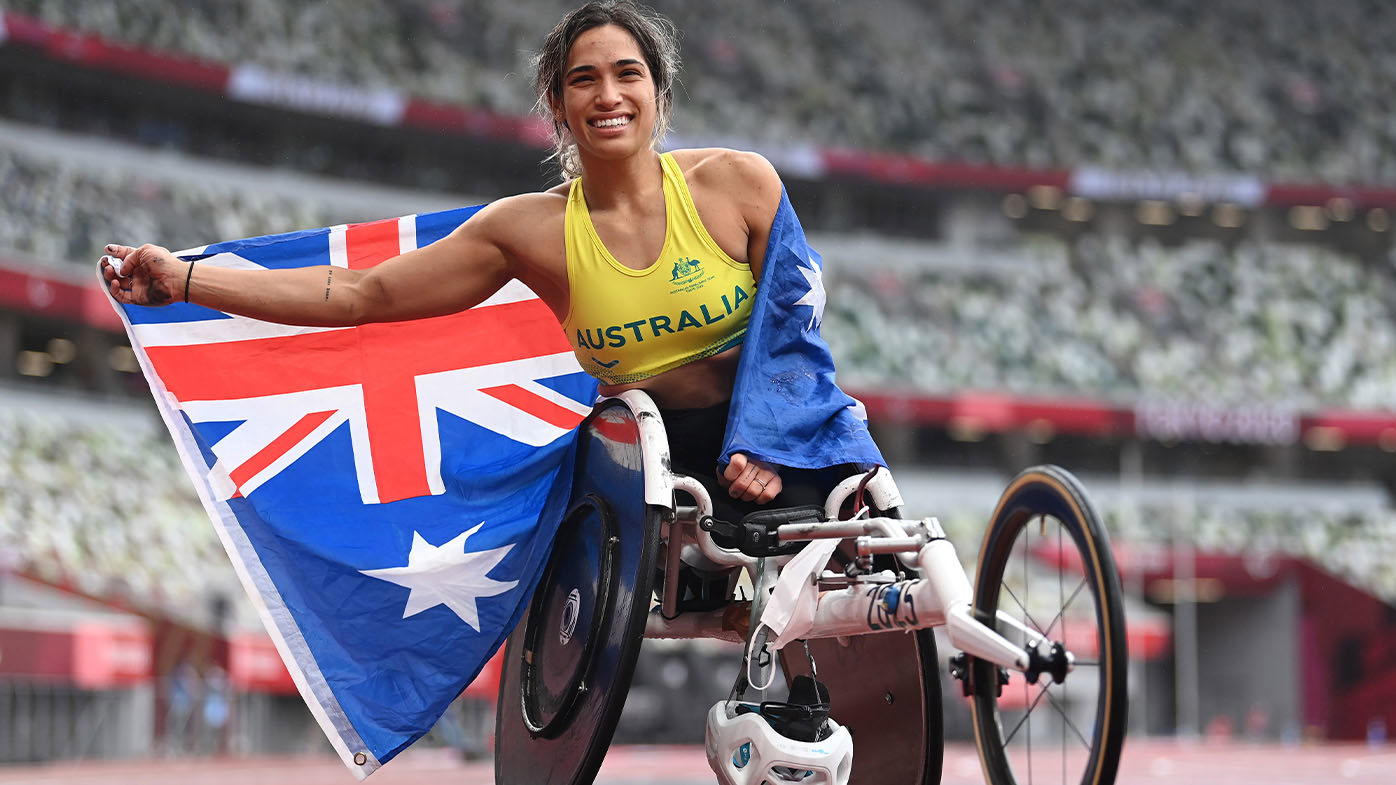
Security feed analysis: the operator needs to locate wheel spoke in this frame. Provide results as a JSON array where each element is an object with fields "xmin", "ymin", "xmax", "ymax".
[
  {"xmin": 1024, "ymin": 537, "xmax": 1032, "ymax": 785},
  {"xmin": 1040, "ymin": 577, "xmax": 1088, "ymax": 640},
  {"xmin": 1002, "ymin": 581, "xmax": 1050, "ymax": 639},
  {"xmin": 1001, "ymin": 682, "xmax": 1052, "ymax": 746},
  {"xmin": 976, "ymin": 474, "xmax": 1126, "ymax": 785},
  {"xmin": 1060, "ymin": 521, "xmax": 1066, "ymax": 785},
  {"xmin": 1044, "ymin": 688, "xmax": 1092, "ymax": 750}
]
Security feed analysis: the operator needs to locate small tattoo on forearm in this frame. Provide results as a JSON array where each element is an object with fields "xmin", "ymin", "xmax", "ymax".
[{"xmin": 325, "ymin": 268, "xmax": 333, "ymax": 301}]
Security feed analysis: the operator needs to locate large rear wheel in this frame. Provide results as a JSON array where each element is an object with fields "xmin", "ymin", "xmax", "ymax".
[
  {"xmin": 494, "ymin": 399, "xmax": 663, "ymax": 785},
  {"xmin": 969, "ymin": 466, "xmax": 1128, "ymax": 785}
]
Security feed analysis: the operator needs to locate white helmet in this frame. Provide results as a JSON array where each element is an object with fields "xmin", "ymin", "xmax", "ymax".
[{"xmin": 705, "ymin": 699, "xmax": 853, "ymax": 785}]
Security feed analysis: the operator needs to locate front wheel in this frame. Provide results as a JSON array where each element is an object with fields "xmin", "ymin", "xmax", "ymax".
[{"xmin": 969, "ymin": 466, "xmax": 1128, "ymax": 785}]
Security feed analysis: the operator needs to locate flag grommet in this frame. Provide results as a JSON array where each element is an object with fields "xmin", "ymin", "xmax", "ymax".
[{"xmin": 354, "ymin": 752, "xmax": 367, "ymax": 766}]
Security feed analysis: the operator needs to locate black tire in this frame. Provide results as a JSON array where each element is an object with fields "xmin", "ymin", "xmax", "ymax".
[
  {"xmin": 494, "ymin": 399, "xmax": 663, "ymax": 785},
  {"xmin": 969, "ymin": 466, "xmax": 1128, "ymax": 785}
]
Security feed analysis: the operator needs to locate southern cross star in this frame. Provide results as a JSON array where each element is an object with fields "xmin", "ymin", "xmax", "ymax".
[
  {"xmin": 360, "ymin": 523, "xmax": 517, "ymax": 631},
  {"xmin": 793, "ymin": 253, "xmax": 826, "ymax": 331}
]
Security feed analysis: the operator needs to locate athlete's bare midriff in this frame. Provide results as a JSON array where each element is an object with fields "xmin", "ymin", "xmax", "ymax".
[{"xmin": 598, "ymin": 344, "xmax": 741, "ymax": 409}]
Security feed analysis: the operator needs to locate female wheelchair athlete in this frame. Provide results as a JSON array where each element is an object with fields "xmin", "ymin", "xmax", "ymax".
[{"xmin": 494, "ymin": 391, "xmax": 1129, "ymax": 785}]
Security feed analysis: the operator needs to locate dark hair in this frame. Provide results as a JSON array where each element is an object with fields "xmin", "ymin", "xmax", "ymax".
[{"xmin": 532, "ymin": 0, "xmax": 680, "ymax": 179}]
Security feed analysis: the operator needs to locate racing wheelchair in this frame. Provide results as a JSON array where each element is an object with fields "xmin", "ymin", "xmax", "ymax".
[{"xmin": 495, "ymin": 391, "xmax": 1128, "ymax": 785}]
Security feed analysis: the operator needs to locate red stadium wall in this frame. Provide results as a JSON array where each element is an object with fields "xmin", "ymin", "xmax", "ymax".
[
  {"xmin": 1294, "ymin": 563, "xmax": 1396, "ymax": 740},
  {"xmin": 1124, "ymin": 552, "xmax": 1396, "ymax": 740},
  {"xmin": 0, "ymin": 622, "xmax": 152, "ymax": 687}
]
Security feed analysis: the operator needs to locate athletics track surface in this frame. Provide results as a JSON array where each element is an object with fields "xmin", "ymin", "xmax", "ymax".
[{"xmin": 0, "ymin": 740, "xmax": 1391, "ymax": 785}]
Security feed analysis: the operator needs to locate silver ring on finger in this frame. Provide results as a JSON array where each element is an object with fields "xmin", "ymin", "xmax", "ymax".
[{"xmin": 755, "ymin": 477, "xmax": 767, "ymax": 489}]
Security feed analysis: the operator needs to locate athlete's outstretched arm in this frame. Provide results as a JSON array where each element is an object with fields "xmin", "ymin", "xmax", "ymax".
[{"xmin": 99, "ymin": 197, "xmax": 533, "ymax": 327}]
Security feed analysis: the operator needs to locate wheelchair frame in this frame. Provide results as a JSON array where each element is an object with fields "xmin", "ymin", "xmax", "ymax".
[
  {"xmin": 496, "ymin": 390, "xmax": 1127, "ymax": 785},
  {"xmin": 615, "ymin": 389, "xmax": 1061, "ymax": 680}
]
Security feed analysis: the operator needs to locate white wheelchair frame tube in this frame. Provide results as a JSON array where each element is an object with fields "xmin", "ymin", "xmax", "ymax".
[{"xmin": 600, "ymin": 390, "xmax": 1040, "ymax": 677}]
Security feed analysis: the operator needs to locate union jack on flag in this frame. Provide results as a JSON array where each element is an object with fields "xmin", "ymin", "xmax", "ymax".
[{"xmin": 106, "ymin": 207, "xmax": 600, "ymax": 778}]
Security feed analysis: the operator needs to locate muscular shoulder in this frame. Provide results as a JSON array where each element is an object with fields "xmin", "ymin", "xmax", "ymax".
[
  {"xmin": 671, "ymin": 148, "xmax": 781, "ymax": 199},
  {"xmin": 465, "ymin": 191, "xmax": 564, "ymax": 259},
  {"xmin": 473, "ymin": 191, "xmax": 566, "ymax": 238},
  {"xmin": 669, "ymin": 147, "xmax": 783, "ymax": 234},
  {"xmin": 441, "ymin": 190, "xmax": 568, "ymax": 308}
]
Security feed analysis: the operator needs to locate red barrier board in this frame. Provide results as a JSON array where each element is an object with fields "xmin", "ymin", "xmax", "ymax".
[{"xmin": 0, "ymin": 622, "xmax": 152, "ymax": 687}]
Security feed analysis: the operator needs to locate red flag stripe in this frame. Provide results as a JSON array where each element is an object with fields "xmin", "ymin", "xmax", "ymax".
[
  {"xmin": 143, "ymin": 215, "xmax": 576, "ymax": 504},
  {"xmin": 144, "ymin": 300, "xmax": 570, "ymax": 401},
  {"xmin": 361, "ymin": 374, "xmax": 432, "ymax": 501},
  {"xmin": 230, "ymin": 410, "xmax": 337, "ymax": 490},
  {"xmin": 147, "ymin": 299, "xmax": 573, "ymax": 504},
  {"xmin": 481, "ymin": 384, "xmax": 587, "ymax": 431},
  {"xmin": 344, "ymin": 219, "xmax": 404, "ymax": 270}
]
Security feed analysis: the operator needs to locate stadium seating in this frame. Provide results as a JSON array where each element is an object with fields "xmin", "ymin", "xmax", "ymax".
[
  {"xmin": 823, "ymin": 234, "xmax": 1396, "ymax": 411},
  {"xmin": 4, "ymin": 398, "xmax": 1392, "ymax": 621},
  {"xmin": 6, "ymin": 0, "xmax": 1394, "ymax": 183},
  {"xmin": 2, "ymin": 0, "xmax": 1393, "ymax": 640},
  {"xmin": 5, "ymin": 0, "xmax": 1396, "ymax": 758},
  {"xmin": 0, "ymin": 146, "xmax": 337, "ymax": 265},
  {"xmin": 4, "ymin": 123, "xmax": 1395, "ymax": 411},
  {"xmin": 0, "ymin": 401, "xmax": 247, "ymax": 629}
]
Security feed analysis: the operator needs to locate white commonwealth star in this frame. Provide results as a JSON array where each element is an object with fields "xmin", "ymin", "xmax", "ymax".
[
  {"xmin": 793, "ymin": 254, "xmax": 826, "ymax": 331},
  {"xmin": 360, "ymin": 523, "xmax": 517, "ymax": 631}
]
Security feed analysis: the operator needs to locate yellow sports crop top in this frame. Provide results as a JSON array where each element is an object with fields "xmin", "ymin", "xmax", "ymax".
[{"xmin": 562, "ymin": 152, "xmax": 755, "ymax": 385}]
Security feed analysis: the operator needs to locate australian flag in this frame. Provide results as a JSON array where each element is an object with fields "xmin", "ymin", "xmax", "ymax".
[
  {"xmin": 105, "ymin": 209, "xmax": 600, "ymax": 778},
  {"xmin": 722, "ymin": 190, "xmax": 884, "ymax": 471},
  {"xmin": 104, "ymin": 191, "xmax": 879, "ymax": 779}
]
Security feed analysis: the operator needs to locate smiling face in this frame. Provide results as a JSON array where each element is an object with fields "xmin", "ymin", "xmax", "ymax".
[
  {"xmin": 555, "ymin": 24, "xmax": 659, "ymax": 166},
  {"xmin": 533, "ymin": 2, "xmax": 679, "ymax": 179}
]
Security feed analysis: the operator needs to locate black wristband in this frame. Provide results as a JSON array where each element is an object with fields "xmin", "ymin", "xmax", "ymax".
[{"xmin": 183, "ymin": 261, "xmax": 195, "ymax": 303}]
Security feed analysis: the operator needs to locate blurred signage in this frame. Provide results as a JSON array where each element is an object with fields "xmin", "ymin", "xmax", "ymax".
[
  {"xmin": 0, "ymin": 622, "xmax": 152, "ymax": 687},
  {"xmin": 73, "ymin": 622, "xmax": 152, "ymax": 688},
  {"xmin": 1134, "ymin": 400, "xmax": 1299, "ymax": 445},
  {"xmin": 0, "ymin": 11, "xmax": 227, "ymax": 90},
  {"xmin": 228, "ymin": 633, "xmax": 298, "ymax": 694},
  {"xmin": 228, "ymin": 65, "xmax": 407, "ymax": 126},
  {"xmin": 1070, "ymin": 166, "xmax": 1266, "ymax": 206},
  {"xmin": 0, "ymin": 262, "xmax": 123, "ymax": 330}
]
